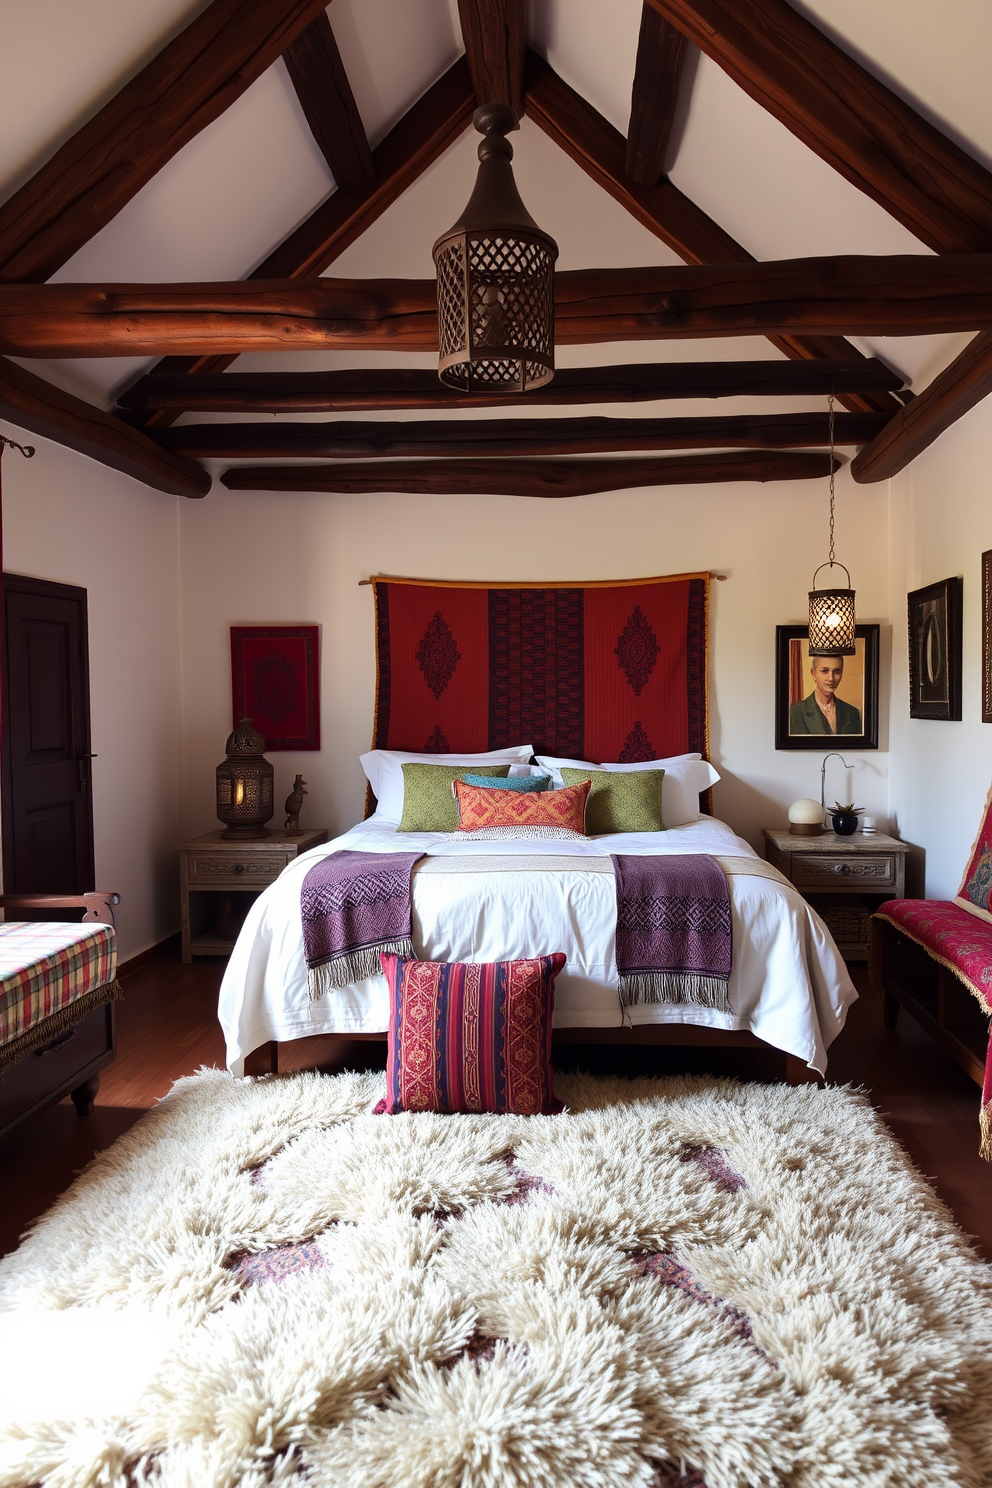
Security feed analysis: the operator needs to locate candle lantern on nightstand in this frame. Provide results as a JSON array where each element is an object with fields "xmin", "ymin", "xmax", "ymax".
[{"xmin": 215, "ymin": 717, "xmax": 274, "ymax": 839}]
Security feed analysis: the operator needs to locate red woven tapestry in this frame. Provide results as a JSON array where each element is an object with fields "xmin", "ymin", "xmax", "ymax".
[{"xmin": 371, "ymin": 574, "xmax": 709, "ymax": 762}]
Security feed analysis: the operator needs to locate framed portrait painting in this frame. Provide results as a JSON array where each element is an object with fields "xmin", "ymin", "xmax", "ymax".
[
  {"xmin": 775, "ymin": 625, "xmax": 879, "ymax": 750},
  {"xmin": 231, "ymin": 625, "xmax": 320, "ymax": 750},
  {"xmin": 908, "ymin": 576, "xmax": 962, "ymax": 721}
]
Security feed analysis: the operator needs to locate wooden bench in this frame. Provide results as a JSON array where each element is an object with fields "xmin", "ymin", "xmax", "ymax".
[{"xmin": 869, "ymin": 899, "xmax": 992, "ymax": 1158}]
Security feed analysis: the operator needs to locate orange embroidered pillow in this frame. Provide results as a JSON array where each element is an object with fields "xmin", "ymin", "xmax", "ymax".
[{"xmin": 453, "ymin": 778, "xmax": 590, "ymax": 838}]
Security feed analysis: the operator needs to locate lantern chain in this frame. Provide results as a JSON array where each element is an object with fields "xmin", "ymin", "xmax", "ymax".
[{"xmin": 827, "ymin": 391, "xmax": 836, "ymax": 568}]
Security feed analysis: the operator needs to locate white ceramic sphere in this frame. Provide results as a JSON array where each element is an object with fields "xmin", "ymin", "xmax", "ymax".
[{"xmin": 788, "ymin": 797, "xmax": 824, "ymax": 825}]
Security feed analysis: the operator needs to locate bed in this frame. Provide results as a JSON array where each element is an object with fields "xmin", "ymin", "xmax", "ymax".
[{"xmin": 218, "ymin": 573, "xmax": 856, "ymax": 1082}]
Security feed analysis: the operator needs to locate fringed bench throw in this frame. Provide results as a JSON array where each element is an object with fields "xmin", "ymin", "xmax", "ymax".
[
  {"xmin": 302, "ymin": 851, "xmax": 422, "ymax": 1000},
  {"xmin": 612, "ymin": 853, "xmax": 732, "ymax": 1011},
  {"xmin": 0, "ymin": 921, "xmax": 121, "ymax": 1073}
]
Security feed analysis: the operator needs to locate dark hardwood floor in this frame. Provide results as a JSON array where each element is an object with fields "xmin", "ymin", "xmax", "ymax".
[{"xmin": 1, "ymin": 949, "xmax": 989, "ymax": 1262}]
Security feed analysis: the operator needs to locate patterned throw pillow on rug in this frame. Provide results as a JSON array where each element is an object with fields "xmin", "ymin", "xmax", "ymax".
[
  {"xmin": 397, "ymin": 763, "xmax": 511, "ymax": 832},
  {"xmin": 453, "ymin": 778, "xmax": 590, "ymax": 837},
  {"xmin": 560, "ymin": 767, "xmax": 665, "ymax": 834},
  {"xmin": 376, "ymin": 952, "xmax": 566, "ymax": 1114}
]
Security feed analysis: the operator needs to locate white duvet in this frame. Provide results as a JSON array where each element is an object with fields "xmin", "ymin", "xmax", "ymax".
[{"xmin": 219, "ymin": 815, "xmax": 856, "ymax": 1077}]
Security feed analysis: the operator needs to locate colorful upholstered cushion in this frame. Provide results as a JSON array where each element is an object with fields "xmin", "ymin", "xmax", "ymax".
[
  {"xmin": 377, "ymin": 952, "xmax": 566, "ymax": 1114},
  {"xmin": 453, "ymin": 778, "xmax": 590, "ymax": 835},
  {"xmin": 397, "ymin": 763, "xmax": 511, "ymax": 832},
  {"xmin": 0, "ymin": 921, "xmax": 117, "ymax": 1057},
  {"xmin": 956, "ymin": 781, "xmax": 992, "ymax": 926},
  {"xmin": 560, "ymin": 767, "xmax": 665, "ymax": 834},
  {"xmin": 461, "ymin": 772, "xmax": 552, "ymax": 792},
  {"xmin": 875, "ymin": 900, "xmax": 992, "ymax": 1009}
]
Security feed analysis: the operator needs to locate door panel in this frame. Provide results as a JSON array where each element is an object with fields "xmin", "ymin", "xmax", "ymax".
[{"xmin": 2, "ymin": 576, "xmax": 94, "ymax": 904}]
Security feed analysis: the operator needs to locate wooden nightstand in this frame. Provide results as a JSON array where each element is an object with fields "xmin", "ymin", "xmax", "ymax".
[
  {"xmin": 179, "ymin": 828, "xmax": 327, "ymax": 962},
  {"xmin": 763, "ymin": 827, "xmax": 909, "ymax": 963}
]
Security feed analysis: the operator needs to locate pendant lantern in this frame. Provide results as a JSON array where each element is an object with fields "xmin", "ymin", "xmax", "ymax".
[
  {"xmin": 433, "ymin": 103, "xmax": 558, "ymax": 393},
  {"xmin": 808, "ymin": 393, "xmax": 857, "ymax": 656}
]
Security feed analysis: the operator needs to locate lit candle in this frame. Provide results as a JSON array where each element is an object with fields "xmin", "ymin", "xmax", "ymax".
[{"xmin": 234, "ymin": 780, "xmax": 244, "ymax": 807}]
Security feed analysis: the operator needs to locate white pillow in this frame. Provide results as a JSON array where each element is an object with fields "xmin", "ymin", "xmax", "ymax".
[
  {"xmin": 361, "ymin": 745, "xmax": 534, "ymax": 822},
  {"xmin": 534, "ymin": 753, "xmax": 719, "ymax": 827}
]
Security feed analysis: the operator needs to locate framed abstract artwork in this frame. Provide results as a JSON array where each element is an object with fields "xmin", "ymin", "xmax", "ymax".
[
  {"xmin": 774, "ymin": 625, "xmax": 879, "ymax": 750},
  {"xmin": 908, "ymin": 576, "xmax": 962, "ymax": 721},
  {"xmin": 231, "ymin": 625, "xmax": 320, "ymax": 750},
  {"xmin": 983, "ymin": 550, "xmax": 992, "ymax": 724}
]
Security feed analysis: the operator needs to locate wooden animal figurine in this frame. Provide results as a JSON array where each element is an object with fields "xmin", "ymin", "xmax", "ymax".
[{"xmin": 283, "ymin": 775, "xmax": 307, "ymax": 834}]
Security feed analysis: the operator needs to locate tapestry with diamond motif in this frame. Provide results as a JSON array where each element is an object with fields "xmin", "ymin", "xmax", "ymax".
[{"xmin": 370, "ymin": 574, "xmax": 709, "ymax": 763}]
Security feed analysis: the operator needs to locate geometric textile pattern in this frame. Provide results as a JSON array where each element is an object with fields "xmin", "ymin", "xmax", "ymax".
[
  {"xmin": 613, "ymin": 852, "xmax": 732, "ymax": 1010},
  {"xmin": 251, "ymin": 649, "xmax": 298, "ymax": 722},
  {"xmin": 614, "ymin": 605, "xmax": 661, "ymax": 695},
  {"xmin": 453, "ymin": 778, "xmax": 590, "ymax": 834},
  {"xmin": 0, "ymin": 921, "xmax": 117, "ymax": 1056},
  {"xmin": 301, "ymin": 850, "xmax": 421, "ymax": 993},
  {"xmin": 416, "ymin": 610, "xmax": 461, "ymax": 700},
  {"xmin": 371, "ymin": 574, "xmax": 710, "ymax": 771},
  {"xmin": 376, "ymin": 952, "xmax": 565, "ymax": 1114}
]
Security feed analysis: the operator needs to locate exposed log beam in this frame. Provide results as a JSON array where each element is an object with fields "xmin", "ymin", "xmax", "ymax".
[
  {"xmin": 0, "ymin": 357, "xmax": 209, "ymax": 498},
  {"xmin": 457, "ymin": 0, "xmax": 526, "ymax": 114},
  {"xmin": 626, "ymin": 4, "xmax": 689, "ymax": 186},
  {"xmin": 118, "ymin": 358, "xmax": 904, "ymax": 414},
  {"xmin": 220, "ymin": 450, "xmax": 839, "ymax": 498},
  {"xmin": 283, "ymin": 13, "xmax": 374, "ymax": 192},
  {"xmin": 5, "ymin": 258, "xmax": 990, "ymax": 357},
  {"xmin": 524, "ymin": 50, "xmax": 903, "ymax": 417},
  {"xmin": 647, "ymin": 0, "xmax": 992, "ymax": 253},
  {"xmin": 851, "ymin": 331, "xmax": 992, "ymax": 483},
  {"xmin": 156, "ymin": 412, "xmax": 883, "ymax": 459},
  {"xmin": 136, "ymin": 55, "xmax": 475, "ymax": 429},
  {"xmin": 0, "ymin": 0, "xmax": 332, "ymax": 284}
]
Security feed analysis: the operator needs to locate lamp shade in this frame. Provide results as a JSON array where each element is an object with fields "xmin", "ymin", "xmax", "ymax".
[
  {"xmin": 808, "ymin": 564, "xmax": 856, "ymax": 656},
  {"xmin": 216, "ymin": 717, "xmax": 274, "ymax": 839},
  {"xmin": 433, "ymin": 104, "xmax": 558, "ymax": 394}
]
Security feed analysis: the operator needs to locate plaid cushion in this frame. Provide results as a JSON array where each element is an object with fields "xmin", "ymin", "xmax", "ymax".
[{"xmin": 0, "ymin": 921, "xmax": 117, "ymax": 1050}]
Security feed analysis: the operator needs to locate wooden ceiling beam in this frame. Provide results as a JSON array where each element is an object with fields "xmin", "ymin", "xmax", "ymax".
[
  {"xmin": 626, "ymin": 4, "xmax": 689, "ymax": 186},
  {"xmin": 524, "ymin": 51, "xmax": 902, "ymax": 417},
  {"xmin": 0, "ymin": 357, "xmax": 209, "ymax": 498},
  {"xmin": 851, "ymin": 331, "xmax": 992, "ymax": 483},
  {"xmin": 155, "ymin": 411, "xmax": 883, "ymax": 459},
  {"xmin": 457, "ymin": 0, "xmax": 526, "ymax": 114},
  {"xmin": 117, "ymin": 358, "xmax": 903, "ymax": 414},
  {"xmin": 220, "ymin": 451, "xmax": 839, "ymax": 498},
  {"xmin": 647, "ymin": 0, "xmax": 992, "ymax": 253},
  {"xmin": 0, "ymin": 0, "xmax": 332, "ymax": 284},
  {"xmin": 5, "ymin": 258, "xmax": 990, "ymax": 357},
  {"xmin": 283, "ymin": 12, "xmax": 374, "ymax": 192}
]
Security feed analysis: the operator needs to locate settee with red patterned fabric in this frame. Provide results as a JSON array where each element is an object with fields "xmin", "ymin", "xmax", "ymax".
[{"xmin": 869, "ymin": 788, "xmax": 992, "ymax": 1160}]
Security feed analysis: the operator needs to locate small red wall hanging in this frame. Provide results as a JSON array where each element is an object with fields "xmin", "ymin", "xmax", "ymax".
[{"xmin": 230, "ymin": 625, "xmax": 320, "ymax": 751}]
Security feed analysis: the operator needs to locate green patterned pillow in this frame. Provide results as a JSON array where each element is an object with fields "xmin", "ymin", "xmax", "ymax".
[
  {"xmin": 398, "ymin": 763, "xmax": 511, "ymax": 832},
  {"xmin": 560, "ymin": 767, "xmax": 665, "ymax": 834}
]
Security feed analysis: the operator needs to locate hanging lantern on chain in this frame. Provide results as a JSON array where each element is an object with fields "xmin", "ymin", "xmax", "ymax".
[
  {"xmin": 808, "ymin": 393, "xmax": 857, "ymax": 656},
  {"xmin": 433, "ymin": 103, "xmax": 558, "ymax": 393}
]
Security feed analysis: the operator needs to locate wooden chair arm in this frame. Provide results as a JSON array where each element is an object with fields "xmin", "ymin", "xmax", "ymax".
[{"xmin": 0, "ymin": 892, "xmax": 121, "ymax": 926}]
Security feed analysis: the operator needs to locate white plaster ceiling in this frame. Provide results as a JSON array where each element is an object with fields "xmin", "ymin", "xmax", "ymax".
[{"xmin": 2, "ymin": 0, "xmax": 990, "ymax": 418}]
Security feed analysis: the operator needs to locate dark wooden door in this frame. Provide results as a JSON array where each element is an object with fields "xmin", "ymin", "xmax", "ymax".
[{"xmin": 2, "ymin": 575, "xmax": 95, "ymax": 898}]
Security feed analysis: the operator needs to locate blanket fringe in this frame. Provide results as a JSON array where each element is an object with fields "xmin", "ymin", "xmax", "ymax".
[
  {"xmin": 0, "ymin": 978, "xmax": 124, "ymax": 1074},
  {"xmin": 620, "ymin": 972, "xmax": 730, "ymax": 1012},
  {"xmin": 981, "ymin": 1100, "xmax": 992, "ymax": 1163},
  {"xmin": 308, "ymin": 939, "xmax": 414, "ymax": 1001}
]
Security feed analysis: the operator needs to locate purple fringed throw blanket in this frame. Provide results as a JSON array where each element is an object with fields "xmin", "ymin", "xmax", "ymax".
[
  {"xmin": 612, "ymin": 854, "xmax": 733, "ymax": 1011},
  {"xmin": 301, "ymin": 850, "xmax": 422, "ymax": 1000}
]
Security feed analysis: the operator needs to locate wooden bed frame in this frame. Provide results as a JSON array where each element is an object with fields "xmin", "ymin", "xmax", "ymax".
[{"xmin": 242, "ymin": 1029, "xmax": 820, "ymax": 1087}]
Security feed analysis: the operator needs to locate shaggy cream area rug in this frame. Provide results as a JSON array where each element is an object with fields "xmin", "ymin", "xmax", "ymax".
[{"xmin": 1, "ymin": 1070, "xmax": 990, "ymax": 1488}]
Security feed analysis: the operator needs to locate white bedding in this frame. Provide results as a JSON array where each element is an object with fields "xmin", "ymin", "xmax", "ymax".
[{"xmin": 219, "ymin": 815, "xmax": 856, "ymax": 1077}]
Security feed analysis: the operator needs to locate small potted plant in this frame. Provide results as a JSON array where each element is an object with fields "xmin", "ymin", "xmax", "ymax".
[{"xmin": 830, "ymin": 800, "xmax": 863, "ymax": 836}]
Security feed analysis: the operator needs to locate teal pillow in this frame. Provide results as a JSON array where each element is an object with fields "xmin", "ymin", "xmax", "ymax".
[
  {"xmin": 398, "ymin": 763, "xmax": 511, "ymax": 832},
  {"xmin": 461, "ymin": 772, "xmax": 552, "ymax": 792},
  {"xmin": 560, "ymin": 767, "xmax": 665, "ymax": 834}
]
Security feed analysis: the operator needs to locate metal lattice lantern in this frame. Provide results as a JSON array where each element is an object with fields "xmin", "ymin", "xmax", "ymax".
[
  {"xmin": 215, "ymin": 717, "xmax": 274, "ymax": 839},
  {"xmin": 433, "ymin": 103, "xmax": 558, "ymax": 393},
  {"xmin": 807, "ymin": 393, "xmax": 857, "ymax": 657}
]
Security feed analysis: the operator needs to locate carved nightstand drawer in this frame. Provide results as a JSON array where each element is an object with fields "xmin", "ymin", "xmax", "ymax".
[
  {"xmin": 187, "ymin": 852, "xmax": 291, "ymax": 886},
  {"xmin": 792, "ymin": 854, "xmax": 898, "ymax": 890}
]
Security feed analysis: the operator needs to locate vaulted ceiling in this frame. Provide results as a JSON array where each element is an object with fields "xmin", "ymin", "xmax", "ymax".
[{"xmin": 0, "ymin": 0, "xmax": 990, "ymax": 500}]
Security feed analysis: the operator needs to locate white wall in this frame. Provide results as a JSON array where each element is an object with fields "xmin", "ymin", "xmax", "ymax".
[
  {"xmin": 177, "ymin": 465, "xmax": 892, "ymax": 854},
  {"xmin": 887, "ymin": 396, "xmax": 992, "ymax": 898},
  {"xmin": 2, "ymin": 431, "xmax": 184, "ymax": 960}
]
